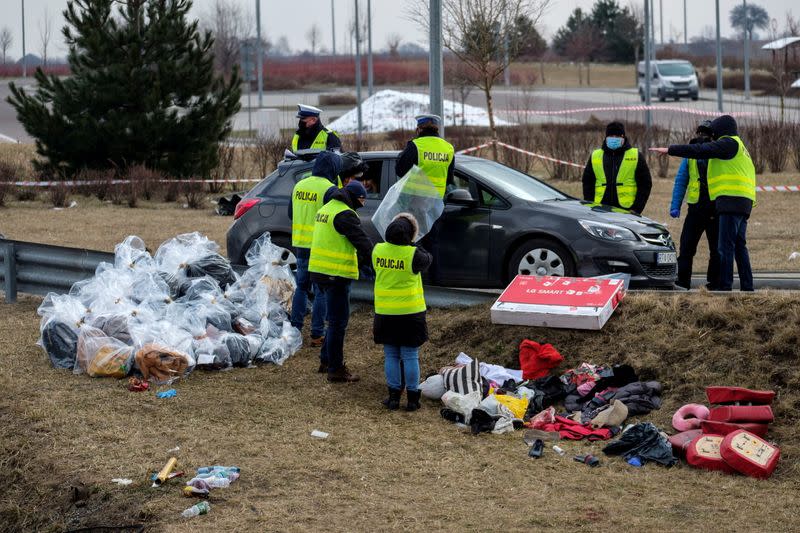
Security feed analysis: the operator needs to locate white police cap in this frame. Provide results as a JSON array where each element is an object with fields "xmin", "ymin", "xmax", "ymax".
[
  {"xmin": 415, "ymin": 114, "xmax": 442, "ymax": 126},
  {"xmin": 296, "ymin": 104, "xmax": 323, "ymax": 118}
]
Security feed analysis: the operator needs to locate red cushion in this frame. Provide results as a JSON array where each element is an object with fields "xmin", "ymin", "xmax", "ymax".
[
  {"xmin": 720, "ymin": 430, "xmax": 780, "ymax": 480},
  {"xmin": 668, "ymin": 429, "xmax": 703, "ymax": 458},
  {"xmin": 701, "ymin": 420, "xmax": 769, "ymax": 438},
  {"xmin": 685, "ymin": 435, "xmax": 738, "ymax": 474},
  {"xmin": 706, "ymin": 386, "xmax": 774, "ymax": 405},
  {"xmin": 708, "ymin": 405, "xmax": 774, "ymax": 423}
]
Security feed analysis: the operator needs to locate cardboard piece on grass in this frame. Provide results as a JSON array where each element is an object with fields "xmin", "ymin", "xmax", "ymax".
[{"xmin": 490, "ymin": 275, "xmax": 625, "ymax": 330}]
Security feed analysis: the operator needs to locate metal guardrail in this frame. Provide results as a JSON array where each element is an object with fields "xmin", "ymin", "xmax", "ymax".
[
  {"xmin": 0, "ymin": 239, "xmax": 114, "ymax": 303},
  {"xmin": 3, "ymin": 238, "xmax": 800, "ymax": 305}
]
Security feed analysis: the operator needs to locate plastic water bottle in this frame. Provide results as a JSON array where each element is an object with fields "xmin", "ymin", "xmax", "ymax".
[
  {"xmin": 181, "ymin": 501, "xmax": 210, "ymax": 518},
  {"xmin": 204, "ymin": 476, "xmax": 231, "ymax": 489}
]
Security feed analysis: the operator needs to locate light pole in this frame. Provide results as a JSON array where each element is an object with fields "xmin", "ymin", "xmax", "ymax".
[
  {"xmin": 354, "ymin": 0, "xmax": 363, "ymax": 137},
  {"xmin": 331, "ymin": 0, "xmax": 336, "ymax": 56},
  {"xmin": 743, "ymin": 0, "xmax": 751, "ymax": 100},
  {"xmin": 644, "ymin": 0, "xmax": 652, "ymax": 135},
  {"xmin": 21, "ymin": 0, "xmax": 26, "ymax": 77},
  {"xmin": 367, "ymin": 0, "xmax": 373, "ymax": 96},
  {"xmin": 659, "ymin": 0, "xmax": 663, "ymax": 45},
  {"xmin": 256, "ymin": 0, "xmax": 263, "ymax": 108},
  {"xmin": 430, "ymin": 0, "xmax": 444, "ymax": 136},
  {"xmin": 650, "ymin": 0, "xmax": 656, "ymax": 60},
  {"xmin": 715, "ymin": 0, "xmax": 723, "ymax": 112},
  {"xmin": 683, "ymin": 0, "xmax": 687, "ymax": 47}
]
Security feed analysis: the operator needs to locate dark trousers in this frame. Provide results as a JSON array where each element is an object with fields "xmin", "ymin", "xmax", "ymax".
[
  {"xmin": 677, "ymin": 203, "xmax": 720, "ymax": 289},
  {"xmin": 717, "ymin": 214, "xmax": 754, "ymax": 291},
  {"xmin": 319, "ymin": 278, "xmax": 352, "ymax": 372}
]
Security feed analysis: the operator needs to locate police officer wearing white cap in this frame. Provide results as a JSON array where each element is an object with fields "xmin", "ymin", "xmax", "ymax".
[
  {"xmin": 292, "ymin": 104, "xmax": 342, "ymax": 152},
  {"xmin": 395, "ymin": 114, "xmax": 454, "ymax": 198}
]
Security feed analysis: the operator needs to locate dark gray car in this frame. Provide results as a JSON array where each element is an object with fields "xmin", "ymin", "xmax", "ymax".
[{"xmin": 227, "ymin": 151, "xmax": 677, "ymax": 289}]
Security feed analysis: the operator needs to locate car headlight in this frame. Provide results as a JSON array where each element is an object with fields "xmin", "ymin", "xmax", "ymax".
[{"xmin": 579, "ymin": 220, "xmax": 638, "ymax": 242}]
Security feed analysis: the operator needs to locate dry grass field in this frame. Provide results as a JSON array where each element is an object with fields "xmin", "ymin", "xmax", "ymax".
[{"xmin": 2, "ymin": 291, "xmax": 799, "ymax": 532}]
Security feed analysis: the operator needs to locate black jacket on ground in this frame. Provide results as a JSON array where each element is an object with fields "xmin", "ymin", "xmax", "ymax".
[
  {"xmin": 667, "ymin": 115, "xmax": 752, "ymax": 216},
  {"xmin": 310, "ymin": 187, "xmax": 374, "ymax": 286},
  {"xmin": 395, "ymin": 130, "xmax": 455, "ymax": 184},
  {"xmin": 582, "ymin": 138, "xmax": 652, "ymax": 214},
  {"xmin": 294, "ymin": 121, "xmax": 342, "ymax": 151},
  {"xmin": 373, "ymin": 216, "xmax": 432, "ymax": 347}
]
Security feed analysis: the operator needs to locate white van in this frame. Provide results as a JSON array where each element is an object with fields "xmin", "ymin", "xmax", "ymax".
[{"xmin": 637, "ymin": 60, "xmax": 699, "ymax": 102}]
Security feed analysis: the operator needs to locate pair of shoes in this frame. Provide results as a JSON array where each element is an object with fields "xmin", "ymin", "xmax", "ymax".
[
  {"xmin": 318, "ymin": 362, "xmax": 328, "ymax": 374},
  {"xmin": 327, "ymin": 365, "xmax": 360, "ymax": 383},
  {"xmin": 310, "ymin": 336, "xmax": 325, "ymax": 347},
  {"xmin": 382, "ymin": 387, "xmax": 402, "ymax": 410},
  {"xmin": 405, "ymin": 390, "xmax": 421, "ymax": 412}
]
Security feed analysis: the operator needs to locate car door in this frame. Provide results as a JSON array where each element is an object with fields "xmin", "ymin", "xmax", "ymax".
[{"xmin": 434, "ymin": 172, "xmax": 494, "ymax": 284}]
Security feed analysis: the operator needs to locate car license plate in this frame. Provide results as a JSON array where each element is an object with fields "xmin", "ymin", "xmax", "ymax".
[{"xmin": 657, "ymin": 252, "xmax": 677, "ymax": 265}]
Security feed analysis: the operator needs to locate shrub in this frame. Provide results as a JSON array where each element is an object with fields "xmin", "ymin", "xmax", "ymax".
[{"xmin": 319, "ymin": 93, "xmax": 357, "ymax": 106}]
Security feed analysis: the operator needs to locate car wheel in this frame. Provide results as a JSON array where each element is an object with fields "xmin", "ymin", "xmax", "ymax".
[
  {"xmin": 691, "ymin": 95, "xmax": 699, "ymax": 101},
  {"xmin": 507, "ymin": 238, "xmax": 575, "ymax": 281},
  {"xmin": 658, "ymin": 89, "xmax": 666, "ymax": 102},
  {"xmin": 639, "ymin": 89, "xmax": 645, "ymax": 102}
]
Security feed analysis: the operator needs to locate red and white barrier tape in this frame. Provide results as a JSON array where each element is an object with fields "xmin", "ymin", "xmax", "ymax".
[
  {"xmin": 756, "ymin": 185, "xmax": 800, "ymax": 192},
  {"xmin": 7, "ymin": 178, "xmax": 262, "ymax": 187},
  {"xmin": 494, "ymin": 105, "xmax": 756, "ymax": 118},
  {"xmin": 456, "ymin": 141, "xmax": 495, "ymax": 155},
  {"xmin": 493, "ymin": 141, "xmax": 584, "ymax": 168}
]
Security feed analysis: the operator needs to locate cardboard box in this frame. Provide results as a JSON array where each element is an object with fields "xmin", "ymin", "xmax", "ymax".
[{"xmin": 490, "ymin": 275, "xmax": 625, "ymax": 330}]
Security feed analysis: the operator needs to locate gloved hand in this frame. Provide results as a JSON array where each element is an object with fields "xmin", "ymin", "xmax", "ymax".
[{"xmin": 669, "ymin": 208, "xmax": 680, "ymax": 218}]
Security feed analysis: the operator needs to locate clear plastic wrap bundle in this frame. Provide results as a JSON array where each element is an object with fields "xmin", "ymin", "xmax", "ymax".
[
  {"xmin": 154, "ymin": 232, "xmax": 220, "ymax": 291},
  {"xmin": 37, "ymin": 294, "xmax": 93, "ymax": 370},
  {"xmin": 243, "ymin": 234, "xmax": 297, "ymax": 311},
  {"xmin": 130, "ymin": 319, "xmax": 195, "ymax": 383},
  {"xmin": 223, "ymin": 332, "xmax": 257, "ymax": 367},
  {"xmin": 185, "ymin": 253, "xmax": 238, "ymax": 289},
  {"xmin": 255, "ymin": 321, "xmax": 302, "ymax": 366},
  {"xmin": 371, "ymin": 165, "xmax": 444, "ymax": 242},
  {"xmin": 75, "ymin": 326, "xmax": 134, "ymax": 378},
  {"xmin": 114, "ymin": 236, "xmax": 155, "ymax": 272}
]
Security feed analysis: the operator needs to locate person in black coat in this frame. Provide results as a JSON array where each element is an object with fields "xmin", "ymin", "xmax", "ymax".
[
  {"xmin": 582, "ymin": 122, "xmax": 652, "ymax": 214},
  {"xmin": 373, "ymin": 213, "xmax": 432, "ymax": 411}
]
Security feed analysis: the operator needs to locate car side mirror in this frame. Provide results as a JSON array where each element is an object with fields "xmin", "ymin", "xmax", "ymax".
[{"xmin": 445, "ymin": 188, "xmax": 478, "ymax": 208}]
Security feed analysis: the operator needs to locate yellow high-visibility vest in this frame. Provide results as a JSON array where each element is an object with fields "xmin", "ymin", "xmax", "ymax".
[
  {"xmin": 412, "ymin": 136, "xmax": 454, "ymax": 198},
  {"xmin": 591, "ymin": 147, "xmax": 639, "ymax": 209},
  {"xmin": 291, "ymin": 175, "xmax": 333, "ymax": 248},
  {"xmin": 308, "ymin": 199, "xmax": 358, "ymax": 279},
  {"xmin": 707, "ymin": 135, "xmax": 756, "ymax": 203},
  {"xmin": 372, "ymin": 243, "xmax": 426, "ymax": 315}
]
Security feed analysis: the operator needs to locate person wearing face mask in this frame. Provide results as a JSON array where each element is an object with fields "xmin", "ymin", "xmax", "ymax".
[
  {"xmin": 291, "ymin": 104, "xmax": 342, "ymax": 152},
  {"xmin": 309, "ymin": 180, "xmax": 374, "ymax": 382},
  {"xmin": 669, "ymin": 120, "xmax": 720, "ymax": 290},
  {"xmin": 582, "ymin": 121, "xmax": 652, "ymax": 214},
  {"xmin": 651, "ymin": 115, "xmax": 756, "ymax": 292}
]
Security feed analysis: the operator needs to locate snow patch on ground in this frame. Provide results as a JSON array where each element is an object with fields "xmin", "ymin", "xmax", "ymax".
[{"xmin": 328, "ymin": 89, "xmax": 513, "ymax": 134}]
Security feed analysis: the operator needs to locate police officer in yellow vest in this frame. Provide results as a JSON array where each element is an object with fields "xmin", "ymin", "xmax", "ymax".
[
  {"xmin": 668, "ymin": 121, "xmax": 720, "ymax": 290},
  {"xmin": 309, "ymin": 180, "xmax": 374, "ymax": 382},
  {"xmin": 582, "ymin": 121, "xmax": 652, "ymax": 214},
  {"xmin": 372, "ymin": 213, "xmax": 432, "ymax": 412},
  {"xmin": 395, "ymin": 114, "xmax": 454, "ymax": 197},
  {"xmin": 288, "ymin": 151, "xmax": 343, "ymax": 347},
  {"xmin": 653, "ymin": 115, "xmax": 756, "ymax": 291},
  {"xmin": 396, "ymin": 114, "xmax": 454, "ymax": 284},
  {"xmin": 291, "ymin": 104, "xmax": 342, "ymax": 152}
]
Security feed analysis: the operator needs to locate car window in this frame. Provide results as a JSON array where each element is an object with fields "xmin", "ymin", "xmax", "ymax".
[
  {"xmin": 359, "ymin": 160, "xmax": 383, "ymax": 199},
  {"xmin": 479, "ymin": 186, "xmax": 507, "ymax": 208},
  {"xmin": 458, "ymin": 159, "xmax": 567, "ymax": 202},
  {"xmin": 257, "ymin": 168, "xmax": 310, "ymax": 199}
]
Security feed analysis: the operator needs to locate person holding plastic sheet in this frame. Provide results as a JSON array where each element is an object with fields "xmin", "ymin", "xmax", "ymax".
[
  {"xmin": 372, "ymin": 213, "xmax": 432, "ymax": 412},
  {"xmin": 288, "ymin": 151, "xmax": 342, "ymax": 348},
  {"xmin": 291, "ymin": 104, "xmax": 342, "ymax": 152},
  {"xmin": 309, "ymin": 180, "xmax": 374, "ymax": 382},
  {"xmin": 396, "ymin": 114, "xmax": 454, "ymax": 283},
  {"xmin": 669, "ymin": 121, "xmax": 720, "ymax": 290},
  {"xmin": 582, "ymin": 121, "xmax": 652, "ymax": 214},
  {"xmin": 651, "ymin": 115, "xmax": 756, "ymax": 292}
]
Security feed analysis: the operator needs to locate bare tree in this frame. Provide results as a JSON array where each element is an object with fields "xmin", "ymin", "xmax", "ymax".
[
  {"xmin": 38, "ymin": 9, "xmax": 53, "ymax": 68},
  {"xmin": 205, "ymin": 0, "xmax": 253, "ymax": 79},
  {"xmin": 0, "ymin": 27, "xmax": 12, "ymax": 65},
  {"xmin": 386, "ymin": 33, "xmax": 402, "ymax": 57},
  {"xmin": 410, "ymin": 0, "xmax": 550, "ymax": 157},
  {"xmin": 565, "ymin": 21, "xmax": 603, "ymax": 86},
  {"xmin": 306, "ymin": 23, "xmax": 322, "ymax": 58}
]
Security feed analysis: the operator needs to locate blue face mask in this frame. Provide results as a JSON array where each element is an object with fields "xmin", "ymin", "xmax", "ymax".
[{"xmin": 606, "ymin": 137, "xmax": 624, "ymax": 150}]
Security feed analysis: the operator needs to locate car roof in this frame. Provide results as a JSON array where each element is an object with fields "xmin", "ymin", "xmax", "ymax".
[{"xmin": 276, "ymin": 150, "xmax": 482, "ymax": 169}]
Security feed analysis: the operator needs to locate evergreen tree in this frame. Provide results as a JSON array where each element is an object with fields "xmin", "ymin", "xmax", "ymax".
[
  {"xmin": 590, "ymin": 0, "xmax": 640, "ymax": 63},
  {"xmin": 7, "ymin": 0, "xmax": 241, "ymax": 178},
  {"xmin": 510, "ymin": 14, "xmax": 547, "ymax": 59},
  {"xmin": 552, "ymin": 8, "xmax": 587, "ymax": 56}
]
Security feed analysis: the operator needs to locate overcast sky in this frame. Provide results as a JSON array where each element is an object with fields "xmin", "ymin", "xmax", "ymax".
[{"xmin": 2, "ymin": 0, "xmax": 796, "ymax": 61}]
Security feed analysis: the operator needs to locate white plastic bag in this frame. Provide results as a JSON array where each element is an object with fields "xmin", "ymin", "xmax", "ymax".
[
  {"xmin": 419, "ymin": 374, "xmax": 446, "ymax": 400},
  {"xmin": 372, "ymin": 165, "xmax": 444, "ymax": 242},
  {"xmin": 441, "ymin": 390, "xmax": 482, "ymax": 424}
]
